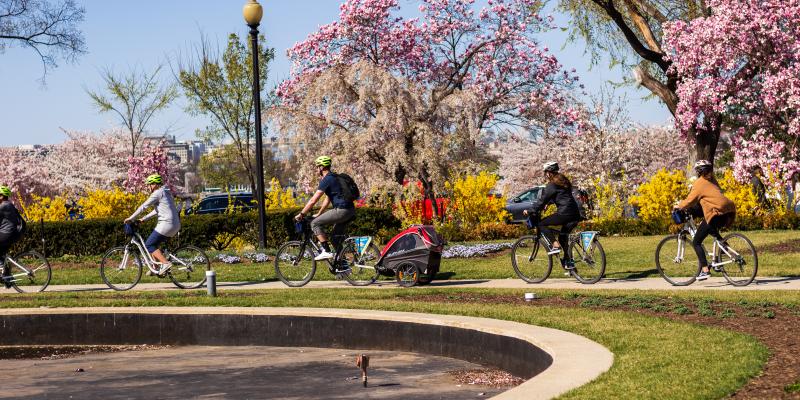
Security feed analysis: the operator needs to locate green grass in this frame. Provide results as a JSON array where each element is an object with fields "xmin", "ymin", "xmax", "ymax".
[
  {"xmin": 786, "ymin": 379, "xmax": 800, "ymax": 393},
  {"xmin": 0, "ymin": 288, "xmax": 769, "ymax": 400},
  {"xmin": 38, "ymin": 229, "xmax": 800, "ymax": 285}
]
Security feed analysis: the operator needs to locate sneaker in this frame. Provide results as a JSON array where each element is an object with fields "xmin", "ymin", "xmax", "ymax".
[
  {"xmin": 564, "ymin": 260, "xmax": 575, "ymax": 270},
  {"xmin": 157, "ymin": 263, "xmax": 172, "ymax": 276},
  {"xmin": 696, "ymin": 271, "xmax": 710, "ymax": 281},
  {"xmin": 314, "ymin": 251, "xmax": 335, "ymax": 261}
]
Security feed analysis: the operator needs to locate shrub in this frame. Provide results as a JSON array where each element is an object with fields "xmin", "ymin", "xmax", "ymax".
[
  {"xmin": 78, "ymin": 187, "xmax": 148, "ymax": 219},
  {"xmin": 591, "ymin": 175, "xmax": 626, "ymax": 222},
  {"xmin": 445, "ymin": 172, "xmax": 508, "ymax": 230},
  {"xmin": 265, "ymin": 178, "xmax": 301, "ymax": 209},
  {"xmin": 629, "ymin": 169, "xmax": 688, "ymax": 224},
  {"xmin": 19, "ymin": 194, "xmax": 69, "ymax": 222},
  {"xmin": 13, "ymin": 208, "xmax": 400, "ymax": 257}
]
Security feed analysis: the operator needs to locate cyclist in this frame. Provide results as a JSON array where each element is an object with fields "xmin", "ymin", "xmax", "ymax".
[
  {"xmin": 523, "ymin": 162, "xmax": 581, "ymax": 270},
  {"xmin": 294, "ymin": 156, "xmax": 356, "ymax": 263},
  {"xmin": 675, "ymin": 160, "xmax": 736, "ymax": 281},
  {"xmin": 0, "ymin": 185, "xmax": 26, "ymax": 287},
  {"xmin": 124, "ymin": 174, "xmax": 180, "ymax": 275}
]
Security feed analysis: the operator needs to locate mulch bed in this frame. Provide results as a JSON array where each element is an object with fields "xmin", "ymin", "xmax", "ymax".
[
  {"xmin": 447, "ymin": 368, "xmax": 525, "ymax": 387},
  {"xmin": 760, "ymin": 240, "xmax": 800, "ymax": 255},
  {"xmin": 405, "ymin": 293, "xmax": 800, "ymax": 399}
]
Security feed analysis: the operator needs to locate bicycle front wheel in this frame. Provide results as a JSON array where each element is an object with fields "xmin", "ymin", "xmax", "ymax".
[
  {"xmin": 168, "ymin": 245, "xmax": 211, "ymax": 289},
  {"xmin": 8, "ymin": 251, "xmax": 51, "ymax": 293},
  {"xmin": 720, "ymin": 233, "xmax": 758, "ymax": 286},
  {"xmin": 511, "ymin": 235, "xmax": 553, "ymax": 283},
  {"xmin": 100, "ymin": 246, "xmax": 143, "ymax": 291},
  {"xmin": 339, "ymin": 240, "xmax": 381, "ymax": 286},
  {"xmin": 655, "ymin": 234, "xmax": 701, "ymax": 286},
  {"xmin": 274, "ymin": 241, "xmax": 316, "ymax": 287},
  {"xmin": 569, "ymin": 239, "xmax": 606, "ymax": 284}
]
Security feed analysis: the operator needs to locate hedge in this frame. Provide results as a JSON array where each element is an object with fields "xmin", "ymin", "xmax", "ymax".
[
  {"xmin": 13, "ymin": 208, "xmax": 401, "ymax": 258},
  {"xmin": 580, "ymin": 213, "xmax": 800, "ymax": 237}
]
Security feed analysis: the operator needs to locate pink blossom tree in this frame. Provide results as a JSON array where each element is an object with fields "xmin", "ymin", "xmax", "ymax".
[
  {"xmin": 272, "ymin": 0, "xmax": 581, "ymax": 214},
  {"xmin": 125, "ymin": 140, "xmax": 179, "ymax": 193},
  {"xmin": 731, "ymin": 132, "xmax": 800, "ymax": 192},
  {"xmin": 664, "ymin": 0, "xmax": 800, "ymax": 164}
]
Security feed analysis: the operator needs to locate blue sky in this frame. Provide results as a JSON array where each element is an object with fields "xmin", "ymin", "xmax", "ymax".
[{"xmin": 0, "ymin": 0, "xmax": 671, "ymax": 146}]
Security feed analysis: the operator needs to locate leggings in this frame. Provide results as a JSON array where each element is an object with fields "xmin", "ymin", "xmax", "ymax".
[
  {"xmin": 693, "ymin": 212, "xmax": 735, "ymax": 267},
  {"xmin": 537, "ymin": 214, "xmax": 580, "ymax": 260},
  {"xmin": 0, "ymin": 231, "xmax": 20, "ymax": 263}
]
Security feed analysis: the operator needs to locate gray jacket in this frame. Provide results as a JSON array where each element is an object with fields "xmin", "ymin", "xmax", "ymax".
[{"xmin": 128, "ymin": 187, "xmax": 181, "ymax": 237}]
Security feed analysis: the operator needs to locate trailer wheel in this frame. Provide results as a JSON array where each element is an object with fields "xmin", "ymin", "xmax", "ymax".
[
  {"xmin": 396, "ymin": 262, "xmax": 420, "ymax": 287},
  {"xmin": 417, "ymin": 267, "xmax": 437, "ymax": 285}
]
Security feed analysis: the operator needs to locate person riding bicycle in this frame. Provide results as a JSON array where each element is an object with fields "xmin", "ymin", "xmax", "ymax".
[
  {"xmin": 523, "ymin": 162, "xmax": 582, "ymax": 270},
  {"xmin": 675, "ymin": 160, "xmax": 736, "ymax": 281},
  {"xmin": 0, "ymin": 186, "xmax": 26, "ymax": 287},
  {"xmin": 124, "ymin": 174, "xmax": 180, "ymax": 276},
  {"xmin": 294, "ymin": 156, "xmax": 356, "ymax": 263}
]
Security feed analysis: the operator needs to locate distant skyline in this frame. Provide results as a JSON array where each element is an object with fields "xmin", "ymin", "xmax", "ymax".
[{"xmin": 0, "ymin": 0, "xmax": 672, "ymax": 147}]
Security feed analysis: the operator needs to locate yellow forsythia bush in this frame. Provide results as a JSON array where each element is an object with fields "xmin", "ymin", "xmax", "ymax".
[
  {"xmin": 592, "ymin": 176, "xmax": 626, "ymax": 222},
  {"xmin": 394, "ymin": 184, "xmax": 427, "ymax": 227},
  {"xmin": 20, "ymin": 194, "xmax": 69, "ymax": 222},
  {"xmin": 78, "ymin": 187, "xmax": 148, "ymax": 219},
  {"xmin": 629, "ymin": 169, "xmax": 688, "ymax": 223},
  {"xmin": 445, "ymin": 172, "xmax": 509, "ymax": 230},
  {"xmin": 718, "ymin": 169, "xmax": 762, "ymax": 218},
  {"xmin": 265, "ymin": 178, "xmax": 300, "ymax": 210}
]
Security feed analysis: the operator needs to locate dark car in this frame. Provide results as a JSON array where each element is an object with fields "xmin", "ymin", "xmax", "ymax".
[
  {"xmin": 187, "ymin": 193, "xmax": 256, "ymax": 215},
  {"xmin": 505, "ymin": 186, "xmax": 545, "ymax": 223}
]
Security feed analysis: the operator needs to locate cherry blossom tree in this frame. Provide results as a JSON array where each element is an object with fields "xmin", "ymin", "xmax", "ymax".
[
  {"xmin": 272, "ymin": 0, "xmax": 581, "ymax": 215},
  {"xmin": 125, "ymin": 140, "xmax": 179, "ymax": 193},
  {"xmin": 731, "ymin": 133, "xmax": 800, "ymax": 192},
  {"xmin": 664, "ymin": 0, "xmax": 800, "ymax": 162}
]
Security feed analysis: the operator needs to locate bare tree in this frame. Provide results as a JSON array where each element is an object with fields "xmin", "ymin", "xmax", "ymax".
[
  {"xmin": 0, "ymin": 0, "xmax": 86, "ymax": 81},
  {"xmin": 86, "ymin": 64, "xmax": 179, "ymax": 158}
]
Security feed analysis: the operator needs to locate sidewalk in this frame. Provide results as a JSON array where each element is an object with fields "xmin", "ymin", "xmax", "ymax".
[{"xmin": 38, "ymin": 276, "xmax": 800, "ymax": 293}]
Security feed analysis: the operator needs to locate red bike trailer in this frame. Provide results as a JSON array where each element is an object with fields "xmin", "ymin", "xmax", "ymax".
[{"xmin": 371, "ymin": 225, "xmax": 444, "ymax": 286}]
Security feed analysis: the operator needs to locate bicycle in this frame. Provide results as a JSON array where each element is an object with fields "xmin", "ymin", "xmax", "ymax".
[
  {"xmin": 510, "ymin": 218, "xmax": 605, "ymax": 284},
  {"xmin": 655, "ymin": 210, "xmax": 757, "ymax": 286},
  {"xmin": 274, "ymin": 216, "xmax": 381, "ymax": 287},
  {"xmin": 100, "ymin": 223, "xmax": 211, "ymax": 291},
  {"xmin": 1, "ymin": 251, "xmax": 51, "ymax": 293}
]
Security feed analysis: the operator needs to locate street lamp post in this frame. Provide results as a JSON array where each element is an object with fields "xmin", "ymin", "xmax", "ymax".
[{"xmin": 243, "ymin": 0, "xmax": 267, "ymax": 249}]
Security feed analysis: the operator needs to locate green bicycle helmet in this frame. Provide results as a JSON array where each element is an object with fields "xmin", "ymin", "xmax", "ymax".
[
  {"xmin": 314, "ymin": 155, "xmax": 332, "ymax": 167},
  {"xmin": 0, "ymin": 185, "xmax": 10, "ymax": 198},
  {"xmin": 145, "ymin": 174, "xmax": 163, "ymax": 185}
]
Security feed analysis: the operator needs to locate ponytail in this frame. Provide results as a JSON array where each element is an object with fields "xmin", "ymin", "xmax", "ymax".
[{"xmin": 550, "ymin": 173, "xmax": 572, "ymax": 189}]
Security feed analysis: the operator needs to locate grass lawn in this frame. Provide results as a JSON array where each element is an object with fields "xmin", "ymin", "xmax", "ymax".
[
  {"xmin": 0, "ymin": 288, "xmax": 772, "ymax": 400},
  {"xmin": 38, "ymin": 229, "xmax": 800, "ymax": 285}
]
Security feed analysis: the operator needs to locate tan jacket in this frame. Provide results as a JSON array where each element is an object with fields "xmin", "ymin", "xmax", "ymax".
[{"xmin": 678, "ymin": 176, "xmax": 736, "ymax": 222}]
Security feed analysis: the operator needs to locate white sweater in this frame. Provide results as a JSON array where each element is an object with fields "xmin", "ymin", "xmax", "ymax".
[{"xmin": 128, "ymin": 187, "xmax": 181, "ymax": 237}]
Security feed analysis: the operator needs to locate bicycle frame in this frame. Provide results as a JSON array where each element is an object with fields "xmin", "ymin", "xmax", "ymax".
[
  {"xmin": 2, "ymin": 256, "xmax": 31, "ymax": 281},
  {"xmin": 673, "ymin": 216, "xmax": 741, "ymax": 267}
]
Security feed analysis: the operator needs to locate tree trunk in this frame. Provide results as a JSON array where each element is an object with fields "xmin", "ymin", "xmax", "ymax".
[{"xmin": 694, "ymin": 122, "xmax": 720, "ymax": 165}]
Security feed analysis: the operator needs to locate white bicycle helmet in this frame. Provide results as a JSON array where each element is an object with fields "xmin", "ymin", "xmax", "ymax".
[
  {"xmin": 543, "ymin": 161, "xmax": 559, "ymax": 173},
  {"xmin": 694, "ymin": 160, "xmax": 712, "ymax": 174}
]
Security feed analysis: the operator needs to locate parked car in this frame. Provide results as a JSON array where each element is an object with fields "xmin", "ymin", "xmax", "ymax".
[
  {"xmin": 187, "ymin": 192, "xmax": 256, "ymax": 215},
  {"xmin": 505, "ymin": 186, "xmax": 545, "ymax": 223}
]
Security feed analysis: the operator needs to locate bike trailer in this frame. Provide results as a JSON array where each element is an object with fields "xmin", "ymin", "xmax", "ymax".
[{"xmin": 379, "ymin": 225, "xmax": 444, "ymax": 282}]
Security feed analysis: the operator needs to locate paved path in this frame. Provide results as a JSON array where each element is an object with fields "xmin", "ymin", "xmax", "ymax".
[{"xmin": 39, "ymin": 276, "xmax": 800, "ymax": 292}]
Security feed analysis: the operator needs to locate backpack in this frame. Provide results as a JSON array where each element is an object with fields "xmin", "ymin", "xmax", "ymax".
[
  {"xmin": 335, "ymin": 173, "xmax": 360, "ymax": 202},
  {"xmin": 572, "ymin": 187, "xmax": 590, "ymax": 221}
]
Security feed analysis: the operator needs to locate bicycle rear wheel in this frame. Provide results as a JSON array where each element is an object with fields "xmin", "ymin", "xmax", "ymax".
[
  {"xmin": 168, "ymin": 245, "xmax": 211, "ymax": 289},
  {"xmin": 8, "ymin": 251, "xmax": 51, "ymax": 293},
  {"xmin": 274, "ymin": 241, "xmax": 316, "ymax": 287},
  {"xmin": 510, "ymin": 235, "xmax": 553, "ymax": 283},
  {"xmin": 719, "ymin": 233, "xmax": 758, "ymax": 286},
  {"xmin": 100, "ymin": 246, "xmax": 143, "ymax": 291},
  {"xmin": 655, "ymin": 234, "xmax": 701, "ymax": 286},
  {"xmin": 339, "ymin": 240, "xmax": 381, "ymax": 286},
  {"xmin": 569, "ymin": 239, "xmax": 606, "ymax": 284}
]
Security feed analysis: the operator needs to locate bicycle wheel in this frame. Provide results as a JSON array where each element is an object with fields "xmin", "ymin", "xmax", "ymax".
[
  {"xmin": 510, "ymin": 235, "xmax": 553, "ymax": 283},
  {"xmin": 719, "ymin": 233, "xmax": 758, "ymax": 286},
  {"xmin": 569, "ymin": 239, "xmax": 606, "ymax": 284},
  {"xmin": 655, "ymin": 234, "xmax": 701, "ymax": 286},
  {"xmin": 339, "ymin": 240, "xmax": 381, "ymax": 286},
  {"xmin": 168, "ymin": 245, "xmax": 210, "ymax": 289},
  {"xmin": 8, "ymin": 251, "xmax": 51, "ymax": 293},
  {"xmin": 396, "ymin": 262, "xmax": 419, "ymax": 288},
  {"xmin": 100, "ymin": 246, "xmax": 143, "ymax": 291},
  {"xmin": 274, "ymin": 241, "xmax": 316, "ymax": 287}
]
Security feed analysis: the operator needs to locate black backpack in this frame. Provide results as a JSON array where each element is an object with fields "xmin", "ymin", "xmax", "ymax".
[
  {"xmin": 572, "ymin": 187, "xmax": 590, "ymax": 221},
  {"xmin": 335, "ymin": 173, "xmax": 360, "ymax": 202}
]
